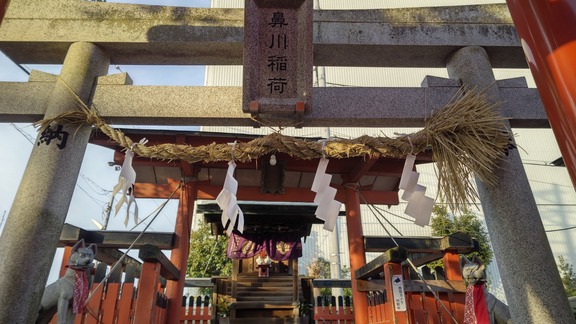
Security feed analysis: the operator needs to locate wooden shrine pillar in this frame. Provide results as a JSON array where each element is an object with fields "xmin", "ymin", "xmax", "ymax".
[
  {"xmin": 442, "ymin": 252, "xmax": 462, "ymax": 281},
  {"xmin": 135, "ymin": 244, "xmax": 180, "ymax": 323},
  {"xmin": 442, "ymin": 252, "xmax": 465, "ymax": 321},
  {"xmin": 166, "ymin": 180, "xmax": 196, "ymax": 323},
  {"xmin": 134, "ymin": 260, "xmax": 162, "ymax": 323},
  {"xmin": 0, "ymin": 0, "xmax": 8, "ymax": 26},
  {"xmin": 506, "ymin": 0, "xmax": 576, "ymax": 188},
  {"xmin": 344, "ymin": 185, "xmax": 369, "ymax": 324},
  {"xmin": 383, "ymin": 262, "xmax": 409, "ymax": 324}
]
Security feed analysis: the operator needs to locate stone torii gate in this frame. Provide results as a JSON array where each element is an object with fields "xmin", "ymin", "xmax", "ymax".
[{"xmin": 0, "ymin": 1, "xmax": 574, "ymax": 323}]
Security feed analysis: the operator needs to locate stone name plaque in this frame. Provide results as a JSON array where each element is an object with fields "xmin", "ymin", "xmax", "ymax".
[{"xmin": 243, "ymin": 0, "xmax": 313, "ymax": 115}]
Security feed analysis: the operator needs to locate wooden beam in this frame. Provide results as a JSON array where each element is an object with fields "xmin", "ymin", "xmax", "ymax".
[
  {"xmin": 114, "ymin": 150, "xmax": 180, "ymax": 168},
  {"xmin": 97, "ymin": 247, "xmax": 142, "ymax": 277},
  {"xmin": 365, "ymin": 236, "xmax": 440, "ymax": 253},
  {"xmin": 134, "ymin": 179, "xmax": 182, "ymax": 199},
  {"xmin": 196, "ymin": 184, "xmax": 399, "ymax": 205},
  {"xmin": 364, "ymin": 232, "xmax": 477, "ymax": 253},
  {"xmin": 407, "ymin": 252, "xmax": 444, "ymax": 268},
  {"xmin": 138, "ymin": 244, "xmax": 180, "ymax": 281},
  {"xmin": 348, "ymin": 154, "xmax": 380, "ymax": 183},
  {"xmin": 312, "ymin": 279, "xmax": 352, "ymax": 288},
  {"xmin": 440, "ymin": 232, "xmax": 478, "ymax": 251},
  {"xmin": 60, "ymin": 223, "xmax": 174, "ymax": 249},
  {"xmin": 354, "ymin": 247, "xmax": 408, "ymax": 280},
  {"xmin": 405, "ymin": 279, "xmax": 466, "ymax": 293},
  {"xmin": 185, "ymin": 278, "xmax": 214, "ymax": 288},
  {"xmin": 362, "ymin": 158, "xmax": 408, "ymax": 176},
  {"xmin": 197, "ymin": 184, "xmax": 311, "ymax": 201},
  {"xmin": 356, "ymin": 279, "xmax": 466, "ymax": 293}
]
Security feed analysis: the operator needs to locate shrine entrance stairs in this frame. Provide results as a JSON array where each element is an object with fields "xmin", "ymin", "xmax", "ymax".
[{"xmin": 228, "ymin": 272, "xmax": 303, "ymax": 324}]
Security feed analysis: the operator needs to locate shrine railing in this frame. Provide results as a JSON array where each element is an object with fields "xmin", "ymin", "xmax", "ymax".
[
  {"xmin": 50, "ymin": 234, "xmax": 176, "ymax": 324},
  {"xmin": 356, "ymin": 233, "xmax": 476, "ymax": 324},
  {"xmin": 314, "ymin": 295, "xmax": 355, "ymax": 323},
  {"xmin": 298, "ymin": 278, "xmax": 354, "ymax": 324},
  {"xmin": 48, "ymin": 261, "xmax": 168, "ymax": 324},
  {"xmin": 180, "ymin": 295, "xmax": 212, "ymax": 323}
]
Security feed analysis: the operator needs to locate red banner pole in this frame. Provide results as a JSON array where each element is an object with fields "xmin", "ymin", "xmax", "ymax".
[
  {"xmin": 505, "ymin": 0, "xmax": 576, "ymax": 188},
  {"xmin": 0, "ymin": 0, "xmax": 9, "ymax": 26}
]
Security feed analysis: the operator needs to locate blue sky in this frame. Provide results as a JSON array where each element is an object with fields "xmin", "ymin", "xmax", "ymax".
[{"xmin": 0, "ymin": 0, "xmax": 213, "ymax": 281}]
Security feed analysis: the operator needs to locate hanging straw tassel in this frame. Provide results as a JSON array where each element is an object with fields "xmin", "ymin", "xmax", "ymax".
[{"xmin": 423, "ymin": 87, "xmax": 510, "ymax": 211}]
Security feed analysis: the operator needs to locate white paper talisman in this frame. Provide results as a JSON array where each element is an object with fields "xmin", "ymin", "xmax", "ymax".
[{"xmin": 391, "ymin": 275, "xmax": 407, "ymax": 311}]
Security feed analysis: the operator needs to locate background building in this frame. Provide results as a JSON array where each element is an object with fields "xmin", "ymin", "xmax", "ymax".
[{"xmin": 201, "ymin": 0, "xmax": 576, "ymax": 303}]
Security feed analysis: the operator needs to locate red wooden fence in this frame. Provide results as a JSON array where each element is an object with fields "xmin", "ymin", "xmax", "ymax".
[
  {"xmin": 45, "ymin": 247, "xmax": 470, "ymax": 324},
  {"xmin": 314, "ymin": 295, "xmax": 355, "ymax": 323},
  {"xmin": 179, "ymin": 295, "xmax": 212, "ymax": 323},
  {"xmin": 49, "ymin": 262, "xmax": 171, "ymax": 324}
]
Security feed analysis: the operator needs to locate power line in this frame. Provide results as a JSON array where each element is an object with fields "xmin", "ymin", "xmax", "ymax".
[
  {"xmin": 76, "ymin": 184, "xmax": 108, "ymax": 208},
  {"xmin": 522, "ymin": 162, "xmax": 557, "ymax": 167},
  {"xmin": 10, "ymin": 123, "xmax": 114, "ymax": 220},
  {"xmin": 546, "ymin": 226, "xmax": 576, "ymax": 233},
  {"xmin": 526, "ymin": 179, "xmax": 575, "ymax": 189},
  {"xmin": 9, "ymin": 123, "xmax": 35, "ymax": 144},
  {"xmin": 80, "ymin": 174, "xmax": 112, "ymax": 195},
  {"xmin": 17, "ymin": 63, "xmax": 31, "ymax": 76},
  {"xmin": 371, "ymin": 205, "xmax": 415, "ymax": 222}
]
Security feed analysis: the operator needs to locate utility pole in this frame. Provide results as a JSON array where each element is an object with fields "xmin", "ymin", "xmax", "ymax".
[
  {"xmin": 102, "ymin": 194, "xmax": 114, "ymax": 230},
  {"xmin": 0, "ymin": 210, "xmax": 6, "ymax": 233}
]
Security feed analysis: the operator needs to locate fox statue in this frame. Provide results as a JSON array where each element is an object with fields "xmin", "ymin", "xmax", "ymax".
[
  {"xmin": 36, "ymin": 239, "xmax": 97, "ymax": 324},
  {"xmin": 461, "ymin": 255, "xmax": 486, "ymax": 286},
  {"xmin": 461, "ymin": 255, "xmax": 489, "ymax": 324}
]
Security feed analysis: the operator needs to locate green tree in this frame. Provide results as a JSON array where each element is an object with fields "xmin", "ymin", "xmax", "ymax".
[
  {"xmin": 428, "ymin": 205, "xmax": 493, "ymax": 268},
  {"xmin": 558, "ymin": 255, "xmax": 576, "ymax": 297},
  {"xmin": 306, "ymin": 257, "xmax": 351, "ymax": 297},
  {"xmin": 306, "ymin": 257, "xmax": 330, "ymax": 277},
  {"xmin": 187, "ymin": 220, "xmax": 232, "ymax": 279},
  {"xmin": 340, "ymin": 265, "xmax": 352, "ymax": 297}
]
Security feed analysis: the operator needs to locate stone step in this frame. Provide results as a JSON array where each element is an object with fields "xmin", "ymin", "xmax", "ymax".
[
  {"xmin": 237, "ymin": 276, "xmax": 293, "ymax": 281},
  {"xmin": 238, "ymin": 276, "xmax": 294, "ymax": 282},
  {"xmin": 236, "ymin": 292, "xmax": 293, "ymax": 297},
  {"xmin": 232, "ymin": 301, "xmax": 296, "ymax": 309},
  {"xmin": 236, "ymin": 282, "xmax": 294, "ymax": 288},
  {"xmin": 239, "ymin": 271, "xmax": 291, "ymax": 276},
  {"xmin": 236, "ymin": 284, "xmax": 293, "ymax": 289},
  {"xmin": 236, "ymin": 284, "xmax": 294, "ymax": 289}
]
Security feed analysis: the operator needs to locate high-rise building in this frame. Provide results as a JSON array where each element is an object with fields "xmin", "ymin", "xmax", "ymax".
[{"xmin": 203, "ymin": 0, "xmax": 576, "ymax": 303}]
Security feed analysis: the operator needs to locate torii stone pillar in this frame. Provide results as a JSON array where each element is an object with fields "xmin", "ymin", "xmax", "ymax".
[
  {"xmin": 447, "ymin": 46, "xmax": 574, "ymax": 323},
  {"xmin": 0, "ymin": 42, "xmax": 109, "ymax": 323}
]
